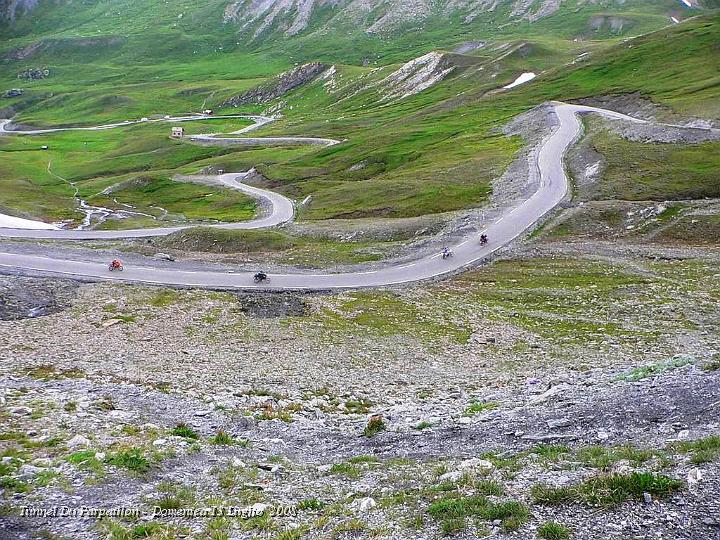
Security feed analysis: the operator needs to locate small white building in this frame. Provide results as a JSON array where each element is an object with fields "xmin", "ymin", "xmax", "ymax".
[{"xmin": 171, "ymin": 127, "xmax": 185, "ymax": 138}]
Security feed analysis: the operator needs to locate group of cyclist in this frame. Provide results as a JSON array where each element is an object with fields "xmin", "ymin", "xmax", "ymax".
[
  {"xmin": 441, "ymin": 233, "xmax": 489, "ymax": 260},
  {"xmin": 108, "ymin": 233, "xmax": 490, "ymax": 283}
]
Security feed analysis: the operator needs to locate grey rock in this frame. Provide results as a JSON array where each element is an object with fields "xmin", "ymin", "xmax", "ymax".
[
  {"xmin": 438, "ymin": 471, "xmax": 463, "ymax": 483},
  {"xmin": 222, "ymin": 63, "xmax": 328, "ymax": 107},
  {"xmin": 351, "ymin": 497, "xmax": 376, "ymax": 513},
  {"xmin": 3, "ymin": 88, "xmax": 24, "ymax": 98},
  {"xmin": 67, "ymin": 435, "xmax": 91, "ymax": 449},
  {"xmin": 153, "ymin": 252, "xmax": 176, "ymax": 261},
  {"xmin": 18, "ymin": 464, "xmax": 44, "ymax": 479},
  {"xmin": 547, "ymin": 417, "xmax": 572, "ymax": 429}
]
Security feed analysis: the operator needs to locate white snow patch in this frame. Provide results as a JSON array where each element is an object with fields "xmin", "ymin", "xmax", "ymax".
[
  {"xmin": 671, "ymin": 16, "xmax": 680, "ymax": 24},
  {"xmin": 0, "ymin": 214, "xmax": 59, "ymax": 230},
  {"xmin": 503, "ymin": 72, "xmax": 536, "ymax": 90},
  {"xmin": 680, "ymin": 0, "xmax": 692, "ymax": 7}
]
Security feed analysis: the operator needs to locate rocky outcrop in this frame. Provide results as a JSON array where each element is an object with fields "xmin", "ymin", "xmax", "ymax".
[
  {"xmin": 3, "ymin": 37, "xmax": 125, "ymax": 61},
  {"xmin": 0, "ymin": 0, "xmax": 39, "ymax": 22},
  {"xmin": 222, "ymin": 62, "xmax": 328, "ymax": 107},
  {"xmin": 378, "ymin": 52, "xmax": 455, "ymax": 100},
  {"xmin": 587, "ymin": 14, "xmax": 631, "ymax": 33},
  {"xmin": 17, "ymin": 68, "xmax": 49, "ymax": 80},
  {"xmin": 2, "ymin": 88, "xmax": 24, "ymax": 97},
  {"xmin": 221, "ymin": 0, "xmax": 643, "ymax": 37}
]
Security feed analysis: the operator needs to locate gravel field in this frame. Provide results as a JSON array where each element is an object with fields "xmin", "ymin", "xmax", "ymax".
[{"xmin": 1, "ymin": 237, "xmax": 719, "ymax": 540}]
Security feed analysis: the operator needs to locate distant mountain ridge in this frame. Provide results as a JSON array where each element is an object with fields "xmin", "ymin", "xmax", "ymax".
[
  {"xmin": 224, "ymin": 0, "xmax": 691, "ymax": 38},
  {"xmin": 2, "ymin": 0, "xmax": 712, "ymax": 34},
  {"xmin": 0, "ymin": 0, "xmax": 716, "ymax": 75}
]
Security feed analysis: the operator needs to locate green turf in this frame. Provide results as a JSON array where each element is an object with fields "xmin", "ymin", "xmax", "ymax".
[
  {"xmin": 585, "ymin": 131, "xmax": 720, "ymax": 201},
  {"xmin": 0, "ymin": 6, "xmax": 718, "ymax": 227}
]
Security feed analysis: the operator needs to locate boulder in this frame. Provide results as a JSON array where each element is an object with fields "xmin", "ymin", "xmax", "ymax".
[
  {"xmin": 439, "ymin": 471, "xmax": 464, "ymax": 483},
  {"xmin": 18, "ymin": 465, "xmax": 44, "ymax": 479},
  {"xmin": 18, "ymin": 68, "xmax": 50, "ymax": 80},
  {"xmin": 153, "ymin": 252, "xmax": 175, "ymax": 262},
  {"xmin": 458, "ymin": 458, "xmax": 494, "ymax": 472},
  {"xmin": 351, "ymin": 497, "xmax": 376, "ymax": 513},
  {"xmin": 3, "ymin": 89, "xmax": 24, "ymax": 98},
  {"xmin": 67, "ymin": 435, "xmax": 91, "ymax": 449}
]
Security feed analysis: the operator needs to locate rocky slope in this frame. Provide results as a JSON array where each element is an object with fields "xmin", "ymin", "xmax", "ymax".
[
  {"xmin": 0, "ymin": 238, "xmax": 718, "ymax": 539},
  {"xmin": 0, "ymin": 0, "xmax": 38, "ymax": 22},
  {"xmin": 221, "ymin": 0, "xmax": 707, "ymax": 38},
  {"xmin": 222, "ymin": 62, "xmax": 329, "ymax": 107},
  {"xmin": 2, "ymin": 0, "xmax": 709, "ymax": 36}
]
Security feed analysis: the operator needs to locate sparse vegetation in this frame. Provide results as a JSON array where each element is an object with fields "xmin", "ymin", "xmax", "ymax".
[
  {"xmin": 105, "ymin": 448, "xmax": 151, "ymax": 474},
  {"xmin": 703, "ymin": 355, "xmax": 720, "ymax": 372},
  {"xmin": 363, "ymin": 415, "xmax": 386, "ymax": 438},
  {"xmin": 274, "ymin": 526, "xmax": 310, "ymax": 540},
  {"xmin": 463, "ymin": 401, "xmax": 498, "ymax": 416},
  {"xmin": 532, "ymin": 472, "xmax": 683, "ymax": 507},
  {"xmin": 210, "ymin": 431, "xmax": 235, "ymax": 445},
  {"xmin": 616, "ymin": 357, "xmax": 694, "ymax": 383},
  {"xmin": 170, "ymin": 423, "xmax": 199, "ymax": 440},
  {"xmin": 152, "ymin": 482, "xmax": 196, "ymax": 510},
  {"xmin": 149, "ymin": 290, "xmax": 181, "ymax": 308},
  {"xmin": 298, "ymin": 498, "xmax": 325, "ymax": 511},
  {"xmin": 344, "ymin": 398, "xmax": 373, "ymax": 415},
  {"xmin": 428, "ymin": 495, "xmax": 529, "ymax": 533},
  {"xmin": 538, "ymin": 521, "xmax": 572, "ymax": 540},
  {"xmin": 67, "ymin": 450, "xmax": 105, "ymax": 477},
  {"xmin": 671, "ymin": 436, "xmax": 720, "ymax": 464}
]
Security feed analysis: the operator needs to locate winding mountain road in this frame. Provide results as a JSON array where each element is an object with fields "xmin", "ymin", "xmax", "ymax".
[{"xmin": 0, "ymin": 103, "xmax": 705, "ymax": 290}]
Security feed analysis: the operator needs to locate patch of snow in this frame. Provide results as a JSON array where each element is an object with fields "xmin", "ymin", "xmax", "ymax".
[
  {"xmin": 680, "ymin": 0, "xmax": 692, "ymax": 7},
  {"xmin": 0, "ymin": 214, "xmax": 58, "ymax": 230},
  {"xmin": 671, "ymin": 16, "xmax": 680, "ymax": 24},
  {"xmin": 503, "ymin": 72, "xmax": 536, "ymax": 89}
]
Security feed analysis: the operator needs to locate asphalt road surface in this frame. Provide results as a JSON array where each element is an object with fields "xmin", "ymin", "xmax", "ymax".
[{"xmin": 0, "ymin": 103, "xmax": 699, "ymax": 290}]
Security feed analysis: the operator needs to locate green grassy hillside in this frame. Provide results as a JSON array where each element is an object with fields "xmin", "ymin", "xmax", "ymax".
[
  {"xmin": 0, "ymin": 4, "xmax": 717, "ymax": 228},
  {"xmin": 224, "ymin": 13, "xmax": 720, "ymax": 220},
  {"xmin": 0, "ymin": 0, "xmax": 701, "ymax": 126}
]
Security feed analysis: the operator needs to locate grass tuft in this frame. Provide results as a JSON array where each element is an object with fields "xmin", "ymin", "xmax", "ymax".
[
  {"xmin": 363, "ymin": 415, "xmax": 386, "ymax": 438},
  {"xmin": 671, "ymin": 436, "xmax": 720, "ymax": 464},
  {"xmin": 532, "ymin": 472, "xmax": 683, "ymax": 507},
  {"xmin": 105, "ymin": 448, "xmax": 151, "ymax": 474},
  {"xmin": 170, "ymin": 423, "xmax": 199, "ymax": 440},
  {"xmin": 538, "ymin": 521, "xmax": 572, "ymax": 540},
  {"xmin": 428, "ymin": 495, "xmax": 528, "ymax": 534},
  {"xmin": 463, "ymin": 401, "xmax": 498, "ymax": 416},
  {"xmin": 210, "ymin": 431, "xmax": 235, "ymax": 446}
]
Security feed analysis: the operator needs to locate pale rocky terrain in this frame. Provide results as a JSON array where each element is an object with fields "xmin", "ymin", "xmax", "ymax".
[
  {"xmin": 221, "ymin": 0, "xmax": 669, "ymax": 37},
  {"xmin": 1, "ymin": 233, "xmax": 719, "ymax": 539},
  {"xmin": 0, "ymin": 0, "xmax": 38, "ymax": 22}
]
